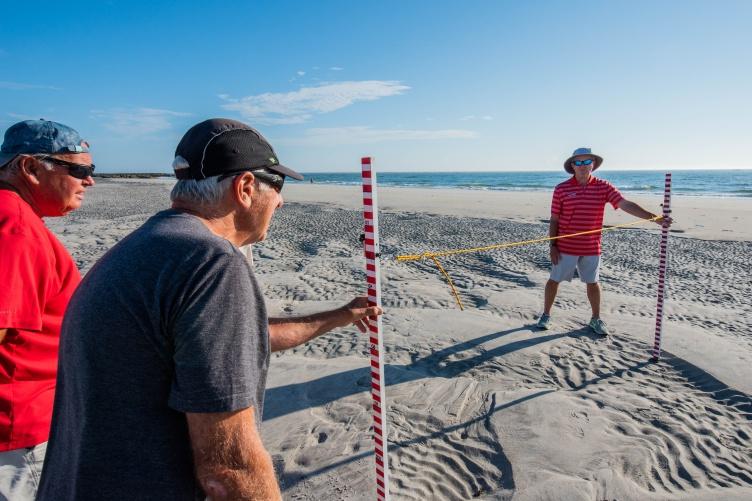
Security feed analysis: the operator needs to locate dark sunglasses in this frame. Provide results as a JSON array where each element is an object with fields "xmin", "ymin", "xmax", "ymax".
[
  {"xmin": 37, "ymin": 156, "xmax": 95, "ymax": 179},
  {"xmin": 572, "ymin": 159, "xmax": 594, "ymax": 167},
  {"xmin": 217, "ymin": 169, "xmax": 285, "ymax": 192}
]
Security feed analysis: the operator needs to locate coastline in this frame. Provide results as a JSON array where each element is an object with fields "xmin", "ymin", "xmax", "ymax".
[
  {"xmin": 82, "ymin": 178, "xmax": 752, "ymax": 241},
  {"xmin": 282, "ymin": 184, "xmax": 752, "ymax": 242}
]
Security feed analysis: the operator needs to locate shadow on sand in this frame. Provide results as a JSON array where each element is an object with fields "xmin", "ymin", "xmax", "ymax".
[
  {"xmin": 268, "ymin": 324, "xmax": 589, "ymax": 494},
  {"xmin": 661, "ymin": 352, "xmax": 752, "ymax": 418},
  {"xmin": 268, "ymin": 325, "xmax": 752, "ymax": 493},
  {"xmin": 264, "ymin": 325, "xmax": 575, "ymax": 421}
]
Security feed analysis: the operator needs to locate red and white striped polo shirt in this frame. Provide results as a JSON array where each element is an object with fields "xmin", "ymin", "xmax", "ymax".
[{"xmin": 550, "ymin": 176, "xmax": 624, "ymax": 256}]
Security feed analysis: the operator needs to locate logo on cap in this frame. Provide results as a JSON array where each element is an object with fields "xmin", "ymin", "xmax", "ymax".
[{"xmin": 172, "ymin": 155, "xmax": 190, "ymax": 172}]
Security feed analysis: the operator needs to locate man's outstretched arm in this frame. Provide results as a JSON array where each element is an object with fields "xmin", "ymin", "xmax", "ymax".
[
  {"xmin": 618, "ymin": 199, "xmax": 672, "ymax": 225},
  {"xmin": 268, "ymin": 297, "xmax": 382, "ymax": 352},
  {"xmin": 187, "ymin": 407, "xmax": 281, "ymax": 501}
]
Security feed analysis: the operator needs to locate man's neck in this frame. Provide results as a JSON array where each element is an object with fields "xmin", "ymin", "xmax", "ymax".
[
  {"xmin": 172, "ymin": 205, "xmax": 247, "ymax": 247},
  {"xmin": 0, "ymin": 179, "xmax": 20, "ymax": 194},
  {"xmin": 574, "ymin": 174, "xmax": 591, "ymax": 186},
  {"xmin": 0, "ymin": 178, "xmax": 43, "ymax": 217}
]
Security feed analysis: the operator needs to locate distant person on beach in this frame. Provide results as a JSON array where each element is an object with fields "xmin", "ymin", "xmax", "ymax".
[
  {"xmin": 38, "ymin": 118, "xmax": 381, "ymax": 501},
  {"xmin": 536, "ymin": 147, "xmax": 671, "ymax": 335},
  {"xmin": 0, "ymin": 120, "xmax": 95, "ymax": 501}
]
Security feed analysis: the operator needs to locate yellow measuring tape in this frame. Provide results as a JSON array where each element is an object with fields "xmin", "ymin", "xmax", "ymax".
[{"xmin": 396, "ymin": 216, "xmax": 662, "ymax": 310}]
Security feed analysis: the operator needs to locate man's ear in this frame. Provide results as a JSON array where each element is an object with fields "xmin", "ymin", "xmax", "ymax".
[
  {"xmin": 18, "ymin": 156, "xmax": 43, "ymax": 185},
  {"xmin": 234, "ymin": 172, "xmax": 256, "ymax": 208}
]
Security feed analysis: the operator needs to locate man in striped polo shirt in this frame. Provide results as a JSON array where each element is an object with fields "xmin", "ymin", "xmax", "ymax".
[{"xmin": 536, "ymin": 147, "xmax": 670, "ymax": 335}]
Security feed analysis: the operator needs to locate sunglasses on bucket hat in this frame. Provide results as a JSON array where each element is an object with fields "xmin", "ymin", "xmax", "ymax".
[
  {"xmin": 572, "ymin": 159, "xmax": 594, "ymax": 167},
  {"xmin": 35, "ymin": 155, "xmax": 95, "ymax": 179}
]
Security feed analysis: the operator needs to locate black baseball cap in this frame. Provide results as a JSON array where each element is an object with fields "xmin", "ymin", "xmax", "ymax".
[{"xmin": 173, "ymin": 118, "xmax": 303, "ymax": 181}]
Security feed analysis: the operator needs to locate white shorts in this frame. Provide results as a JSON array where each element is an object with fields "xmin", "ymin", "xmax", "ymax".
[
  {"xmin": 550, "ymin": 253, "xmax": 600, "ymax": 283},
  {"xmin": 0, "ymin": 441, "xmax": 46, "ymax": 501}
]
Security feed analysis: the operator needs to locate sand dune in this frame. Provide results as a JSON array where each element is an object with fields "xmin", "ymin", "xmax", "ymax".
[{"xmin": 48, "ymin": 179, "xmax": 752, "ymax": 500}]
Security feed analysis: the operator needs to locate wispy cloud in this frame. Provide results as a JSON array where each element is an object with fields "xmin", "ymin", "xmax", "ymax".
[
  {"xmin": 7, "ymin": 112, "xmax": 39, "ymax": 121},
  {"xmin": 282, "ymin": 126, "xmax": 476, "ymax": 146},
  {"xmin": 0, "ymin": 81, "xmax": 60, "ymax": 91},
  {"xmin": 289, "ymin": 69, "xmax": 307, "ymax": 83},
  {"xmin": 90, "ymin": 107, "xmax": 190, "ymax": 136},
  {"xmin": 460, "ymin": 115, "xmax": 493, "ymax": 121},
  {"xmin": 330, "ymin": 66, "xmax": 344, "ymax": 71},
  {"xmin": 219, "ymin": 80, "xmax": 410, "ymax": 125}
]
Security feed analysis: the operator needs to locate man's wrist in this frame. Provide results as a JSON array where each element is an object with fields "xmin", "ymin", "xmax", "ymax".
[{"xmin": 332, "ymin": 306, "xmax": 353, "ymax": 328}]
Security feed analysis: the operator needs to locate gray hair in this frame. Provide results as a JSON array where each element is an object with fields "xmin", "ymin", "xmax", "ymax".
[
  {"xmin": 170, "ymin": 174, "xmax": 273, "ymax": 207},
  {"xmin": 170, "ymin": 175, "xmax": 232, "ymax": 207},
  {"xmin": 0, "ymin": 155, "xmax": 53, "ymax": 178},
  {"xmin": 0, "ymin": 158, "xmax": 18, "ymax": 177}
]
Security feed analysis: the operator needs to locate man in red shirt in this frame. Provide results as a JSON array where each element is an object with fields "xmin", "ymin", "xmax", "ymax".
[
  {"xmin": 536, "ymin": 147, "xmax": 670, "ymax": 335},
  {"xmin": 0, "ymin": 120, "xmax": 95, "ymax": 500}
]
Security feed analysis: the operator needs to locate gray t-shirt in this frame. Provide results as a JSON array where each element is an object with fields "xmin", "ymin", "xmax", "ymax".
[{"xmin": 37, "ymin": 210, "xmax": 270, "ymax": 501}]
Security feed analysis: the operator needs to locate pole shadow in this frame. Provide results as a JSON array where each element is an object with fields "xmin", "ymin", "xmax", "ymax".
[
  {"xmin": 276, "ymin": 388, "xmax": 555, "ymax": 493},
  {"xmin": 264, "ymin": 325, "xmax": 573, "ymax": 421},
  {"xmin": 660, "ymin": 351, "xmax": 752, "ymax": 419},
  {"xmin": 271, "ymin": 327, "xmax": 752, "ymax": 493}
]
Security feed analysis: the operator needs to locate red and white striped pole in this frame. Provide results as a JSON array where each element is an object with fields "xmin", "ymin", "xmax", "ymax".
[
  {"xmin": 652, "ymin": 173, "xmax": 672, "ymax": 361},
  {"xmin": 361, "ymin": 157, "xmax": 390, "ymax": 500}
]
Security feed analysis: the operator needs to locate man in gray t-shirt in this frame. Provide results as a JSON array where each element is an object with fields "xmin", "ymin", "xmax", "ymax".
[{"xmin": 37, "ymin": 119, "xmax": 381, "ymax": 501}]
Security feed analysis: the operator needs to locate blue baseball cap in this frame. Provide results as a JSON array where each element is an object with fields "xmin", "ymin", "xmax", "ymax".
[
  {"xmin": 0, "ymin": 119, "xmax": 90, "ymax": 168},
  {"xmin": 564, "ymin": 147, "xmax": 603, "ymax": 174}
]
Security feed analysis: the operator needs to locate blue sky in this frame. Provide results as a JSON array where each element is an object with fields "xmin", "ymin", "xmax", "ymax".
[{"xmin": 1, "ymin": 1, "xmax": 750, "ymax": 172}]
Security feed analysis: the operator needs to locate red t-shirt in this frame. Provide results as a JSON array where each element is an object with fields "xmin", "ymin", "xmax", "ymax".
[
  {"xmin": 0, "ymin": 189, "xmax": 80, "ymax": 451},
  {"xmin": 550, "ymin": 176, "xmax": 624, "ymax": 256}
]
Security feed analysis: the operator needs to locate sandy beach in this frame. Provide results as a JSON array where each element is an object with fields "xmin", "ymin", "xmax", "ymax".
[{"xmin": 48, "ymin": 179, "xmax": 752, "ymax": 500}]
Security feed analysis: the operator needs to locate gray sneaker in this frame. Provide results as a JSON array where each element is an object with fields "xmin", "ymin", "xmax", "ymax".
[
  {"xmin": 589, "ymin": 317, "xmax": 610, "ymax": 336},
  {"xmin": 536, "ymin": 313, "xmax": 551, "ymax": 330}
]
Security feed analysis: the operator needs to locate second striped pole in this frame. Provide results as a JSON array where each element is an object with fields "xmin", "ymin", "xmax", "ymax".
[
  {"xmin": 361, "ymin": 157, "xmax": 390, "ymax": 500},
  {"xmin": 652, "ymin": 172, "xmax": 672, "ymax": 361}
]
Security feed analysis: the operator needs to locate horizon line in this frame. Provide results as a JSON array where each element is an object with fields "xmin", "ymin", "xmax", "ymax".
[{"xmin": 94, "ymin": 166, "xmax": 752, "ymax": 175}]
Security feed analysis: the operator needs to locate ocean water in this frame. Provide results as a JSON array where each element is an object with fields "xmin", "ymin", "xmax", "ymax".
[{"xmin": 291, "ymin": 169, "xmax": 752, "ymax": 197}]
